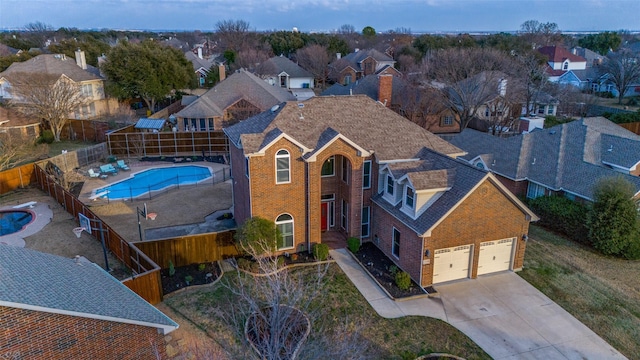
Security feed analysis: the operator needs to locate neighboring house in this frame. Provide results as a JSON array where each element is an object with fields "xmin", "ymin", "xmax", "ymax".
[
  {"xmin": 329, "ymin": 48, "xmax": 400, "ymax": 85},
  {"xmin": 526, "ymin": 90, "xmax": 559, "ymax": 117},
  {"xmin": 0, "ymin": 43, "xmax": 19, "ymax": 56},
  {"xmin": 255, "ymin": 56, "xmax": 315, "ymax": 92},
  {"xmin": 174, "ymin": 69, "xmax": 296, "ymax": 131},
  {"xmin": 0, "ymin": 106, "xmax": 41, "ymax": 138},
  {"xmin": 0, "ymin": 246, "xmax": 178, "ymax": 359},
  {"xmin": 224, "ymin": 95, "xmax": 538, "ymax": 287},
  {"xmin": 570, "ymin": 46, "xmax": 606, "ymax": 68},
  {"xmin": 0, "ymin": 51, "xmax": 118, "ymax": 119},
  {"xmin": 538, "ymin": 46, "xmax": 589, "ymax": 88},
  {"xmin": 185, "ymin": 50, "xmax": 216, "ymax": 88},
  {"xmin": 322, "ymin": 74, "xmax": 461, "ymax": 134},
  {"xmin": 449, "ymin": 117, "xmax": 640, "ymax": 202}
]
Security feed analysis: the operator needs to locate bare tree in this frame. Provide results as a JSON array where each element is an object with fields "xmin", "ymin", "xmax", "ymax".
[
  {"xmin": 516, "ymin": 51, "xmax": 551, "ymax": 115},
  {"xmin": 6, "ymin": 72, "xmax": 88, "ymax": 142},
  {"xmin": 216, "ymin": 19, "xmax": 251, "ymax": 51},
  {"xmin": 422, "ymin": 48, "xmax": 517, "ymax": 130},
  {"xmin": 235, "ymin": 48, "xmax": 271, "ymax": 72},
  {"xmin": 295, "ymin": 45, "xmax": 330, "ymax": 89},
  {"xmin": 22, "ymin": 21, "xmax": 54, "ymax": 48},
  {"xmin": 0, "ymin": 132, "xmax": 48, "ymax": 171},
  {"xmin": 519, "ymin": 20, "xmax": 562, "ymax": 47},
  {"xmin": 599, "ymin": 50, "xmax": 640, "ymax": 104}
]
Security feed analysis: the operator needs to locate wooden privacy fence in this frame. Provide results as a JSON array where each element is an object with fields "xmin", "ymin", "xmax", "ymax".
[
  {"xmin": 107, "ymin": 127, "xmax": 229, "ymax": 158},
  {"xmin": 132, "ymin": 230, "xmax": 239, "ymax": 269},
  {"xmin": 619, "ymin": 122, "xmax": 640, "ymax": 135},
  {"xmin": 0, "ymin": 163, "xmax": 35, "ymax": 196},
  {"xmin": 33, "ymin": 164, "xmax": 164, "ymax": 304},
  {"xmin": 63, "ymin": 119, "xmax": 111, "ymax": 142}
]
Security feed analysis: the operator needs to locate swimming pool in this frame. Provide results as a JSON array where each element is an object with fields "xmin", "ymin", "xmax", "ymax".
[
  {"xmin": 97, "ymin": 165, "xmax": 212, "ymax": 200},
  {"xmin": 0, "ymin": 210, "xmax": 34, "ymax": 236}
]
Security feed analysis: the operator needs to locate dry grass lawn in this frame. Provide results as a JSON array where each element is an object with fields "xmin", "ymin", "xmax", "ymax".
[
  {"xmin": 164, "ymin": 264, "xmax": 490, "ymax": 360},
  {"xmin": 520, "ymin": 225, "xmax": 640, "ymax": 358}
]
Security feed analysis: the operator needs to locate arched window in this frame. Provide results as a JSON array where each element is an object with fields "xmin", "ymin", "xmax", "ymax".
[
  {"xmin": 276, "ymin": 214, "xmax": 294, "ymax": 249},
  {"xmin": 275, "ymin": 150, "xmax": 290, "ymax": 184}
]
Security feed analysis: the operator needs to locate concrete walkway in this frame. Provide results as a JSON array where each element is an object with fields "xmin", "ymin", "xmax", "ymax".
[{"xmin": 330, "ymin": 249, "xmax": 626, "ymax": 360}]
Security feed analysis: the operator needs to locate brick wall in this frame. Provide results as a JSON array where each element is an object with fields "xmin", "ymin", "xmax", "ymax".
[
  {"xmin": 495, "ymin": 173, "xmax": 528, "ymax": 198},
  {"xmin": 0, "ymin": 306, "xmax": 166, "ymax": 360},
  {"xmin": 378, "ymin": 75, "xmax": 392, "ymax": 107},
  {"xmin": 370, "ymin": 177, "xmax": 530, "ymax": 287}
]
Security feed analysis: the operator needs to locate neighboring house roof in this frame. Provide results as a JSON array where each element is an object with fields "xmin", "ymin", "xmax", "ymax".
[
  {"xmin": 321, "ymin": 74, "xmax": 405, "ymax": 104},
  {"xmin": 0, "ymin": 43, "xmax": 19, "ymax": 56},
  {"xmin": 255, "ymin": 56, "xmax": 313, "ymax": 79},
  {"xmin": 341, "ymin": 48, "xmax": 394, "ymax": 68},
  {"xmin": 449, "ymin": 117, "xmax": 640, "ymax": 200},
  {"xmin": 224, "ymin": 95, "xmax": 464, "ymax": 162},
  {"xmin": 0, "ymin": 54, "xmax": 102, "ymax": 82},
  {"xmin": 185, "ymin": 51, "xmax": 214, "ymax": 72},
  {"xmin": 0, "ymin": 107, "xmax": 39, "ymax": 128},
  {"xmin": 538, "ymin": 46, "xmax": 586, "ymax": 64},
  {"xmin": 0, "ymin": 246, "xmax": 178, "ymax": 334},
  {"xmin": 174, "ymin": 69, "xmax": 296, "ymax": 118}
]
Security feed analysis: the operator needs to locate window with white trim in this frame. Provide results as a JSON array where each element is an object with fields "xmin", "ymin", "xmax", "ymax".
[
  {"xmin": 442, "ymin": 115, "xmax": 454, "ymax": 126},
  {"xmin": 341, "ymin": 199, "xmax": 348, "ymax": 230},
  {"xmin": 81, "ymin": 84, "xmax": 93, "ymax": 98},
  {"xmin": 386, "ymin": 175, "xmax": 394, "ymax": 196},
  {"xmin": 275, "ymin": 150, "xmax": 290, "ymax": 184},
  {"xmin": 361, "ymin": 206, "xmax": 370, "ymax": 238},
  {"xmin": 547, "ymin": 105, "xmax": 554, "ymax": 115},
  {"xmin": 392, "ymin": 228, "xmax": 400, "ymax": 258},
  {"xmin": 363, "ymin": 160, "xmax": 371, "ymax": 189},
  {"xmin": 276, "ymin": 214, "xmax": 294, "ymax": 249},
  {"xmin": 563, "ymin": 61, "xmax": 569, "ymax": 70},
  {"xmin": 526, "ymin": 182, "xmax": 546, "ymax": 199},
  {"xmin": 405, "ymin": 186, "xmax": 415, "ymax": 209},
  {"xmin": 245, "ymin": 157, "xmax": 250, "ymax": 178},
  {"xmin": 321, "ymin": 156, "xmax": 335, "ymax": 177}
]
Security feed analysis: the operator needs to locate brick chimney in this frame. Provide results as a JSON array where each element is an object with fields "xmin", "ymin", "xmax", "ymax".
[
  {"xmin": 75, "ymin": 49, "xmax": 87, "ymax": 70},
  {"xmin": 378, "ymin": 74, "xmax": 392, "ymax": 107},
  {"xmin": 218, "ymin": 64, "xmax": 226, "ymax": 81}
]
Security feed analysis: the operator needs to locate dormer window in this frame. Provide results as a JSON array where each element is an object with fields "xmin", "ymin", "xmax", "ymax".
[
  {"xmin": 386, "ymin": 175, "xmax": 394, "ymax": 196},
  {"xmin": 405, "ymin": 186, "xmax": 415, "ymax": 209},
  {"xmin": 563, "ymin": 61, "xmax": 569, "ymax": 70}
]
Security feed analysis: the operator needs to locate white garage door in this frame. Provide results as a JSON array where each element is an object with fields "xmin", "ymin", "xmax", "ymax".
[
  {"xmin": 433, "ymin": 245, "xmax": 472, "ymax": 283},
  {"xmin": 477, "ymin": 238, "xmax": 515, "ymax": 275}
]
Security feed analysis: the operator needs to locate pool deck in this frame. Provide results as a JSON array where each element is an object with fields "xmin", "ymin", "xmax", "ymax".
[
  {"xmin": 78, "ymin": 161, "xmax": 229, "ymax": 205},
  {"xmin": 0, "ymin": 202, "xmax": 53, "ymax": 247}
]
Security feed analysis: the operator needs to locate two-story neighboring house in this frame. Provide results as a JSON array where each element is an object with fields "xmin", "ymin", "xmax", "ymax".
[
  {"xmin": 0, "ymin": 50, "xmax": 117, "ymax": 119},
  {"xmin": 329, "ymin": 49, "xmax": 400, "ymax": 85},
  {"xmin": 224, "ymin": 95, "xmax": 538, "ymax": 287},
  {"xmin": 174, "ymin": 69, "xmax": 295, "ymax": 131},
  {"xmin": 185, "ymin": 49, "xmax": 218, "ymax": 88},
  {"xmin": 538, "ymin": 46, "xmax": 589, "ymax": 88}
]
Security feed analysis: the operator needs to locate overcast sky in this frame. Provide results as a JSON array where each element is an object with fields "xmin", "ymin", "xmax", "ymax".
[{"xmin": 0, "ymin": 0, "xmax": 638, "ymax": 33}]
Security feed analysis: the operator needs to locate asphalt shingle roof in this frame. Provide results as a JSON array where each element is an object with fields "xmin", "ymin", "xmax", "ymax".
[
  {"xmin": 255, "ymin": 56, "xmax": 313, "ymax": 78},
  {"xmin": 449, "ymin": 117, "xmax": 640, "ymax": 200},
  {"xmin": 0, "ymin": 246, "xmax": 178, "ymax": 332},
  {"xmin": 175, "ymin": 69, "xmax": 296, "ymax": 119},
  {"xmin": 224, "ymin": 95, "xmax": 464, "ymax": 160},
  {"xmin": 320, "ymin": 74, "xmax": 406, "ymax": 105},
  {"xmin": 373, "ymin": 148, "xmax": 488, "ymax": 235},
  {"xmin": 0, "ymin": 54, "xmax": 102, "ymax": 82}
]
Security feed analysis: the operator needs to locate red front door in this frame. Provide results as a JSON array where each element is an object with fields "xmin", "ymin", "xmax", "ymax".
[{"xmin": 321, "ymin": 203, "xmax": 328, "ymax": 231}]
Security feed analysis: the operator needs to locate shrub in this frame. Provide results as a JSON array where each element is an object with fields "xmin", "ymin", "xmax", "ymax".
[
  {"xmin": 312, "ymin": 243, "xmax": 329, "ymax": 261},
  {"xmin": 347, "ymin": 237, "xmax": 361, "ymax": 253},
  {"xmin": 38, "ymin": 130, "xmax": 54, "ymax": 144},
  {"xmin": 235, "ymin": 217, "xmax": 280, "ymax": 256},
  {"xmin": 168, "ymin": 260, "xmax": 176, "ymax": 276},
  {"xmin": 528, "ymin": 195, "xmax": 590, "ymax": 244},
  {"xmin": 276, "ymin": 256, "xmax": 285, "ymax": 268},
  {"xmin": 184, "ymin": 275, "xmax": 193, "ymax": 285},
  {"xmin": 198, "ymin": 263, "xmax": 206, "ymax": 272},
  {"xmin": 395, "ymin": 271, "xmax": 411, "ymax": 291},
  {"xmin": 388, "ymin": 265, "xmax": 398, "ymax": 276},
  {"xmin": 237, "ymin": 258, "xmax": 252, "ymax": 271},
  {"xmin": 588, "ymin": 177, "xmax": 640, "ymax": 259}
]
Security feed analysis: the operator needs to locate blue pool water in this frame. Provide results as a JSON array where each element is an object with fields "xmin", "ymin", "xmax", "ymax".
[
  {"xmin": 0, "ymin": 210, "xmax": 34, "ymax": 236},
  {"xmin": 97, "ymin": 165, "xmax": 212, "ymax": 200}
]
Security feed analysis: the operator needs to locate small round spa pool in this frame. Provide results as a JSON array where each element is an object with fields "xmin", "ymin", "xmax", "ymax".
[{"xmin": 0, "ymin": 210, "xmax": 34, "ymax": 236}]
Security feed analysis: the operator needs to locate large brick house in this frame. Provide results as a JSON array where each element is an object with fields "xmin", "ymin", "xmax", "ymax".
[
  {"xmin": 0, "ymin": 246, "xmax": 178, "ymax": 359},
  {"xmin": 329, "ymin": 49, "xmax": 400, "ymax": 85},
  {"xmin": 224, "ymin": 96, "xmax": 537, "ymax": 287}
]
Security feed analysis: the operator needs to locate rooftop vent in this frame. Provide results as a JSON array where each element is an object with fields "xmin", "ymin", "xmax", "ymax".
[
  {"xmin": 297, "ymin": 103, "xmax": 304, "ymax": 108},
  {"xmin": 270, "ymin": 104, "xmax": 280, "ymax": 112}
]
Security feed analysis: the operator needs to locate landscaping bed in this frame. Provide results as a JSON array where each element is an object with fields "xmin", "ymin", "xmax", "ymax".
[
  {"xmin": 161, "ymin": 262, "xmax": 221, "ymax": 295},
  {"xmin": 236, "ymin": 251, "xmax": 332, "ymax": 273},
  {"xmin": 354, "ymin": 242, "xmax": 426, "ymax": 299}
]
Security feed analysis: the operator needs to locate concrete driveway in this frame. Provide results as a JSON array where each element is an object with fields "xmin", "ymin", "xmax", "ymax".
[{"xmin": 436, "ymin": 272, "xmax": 626, "ymax": 359}]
